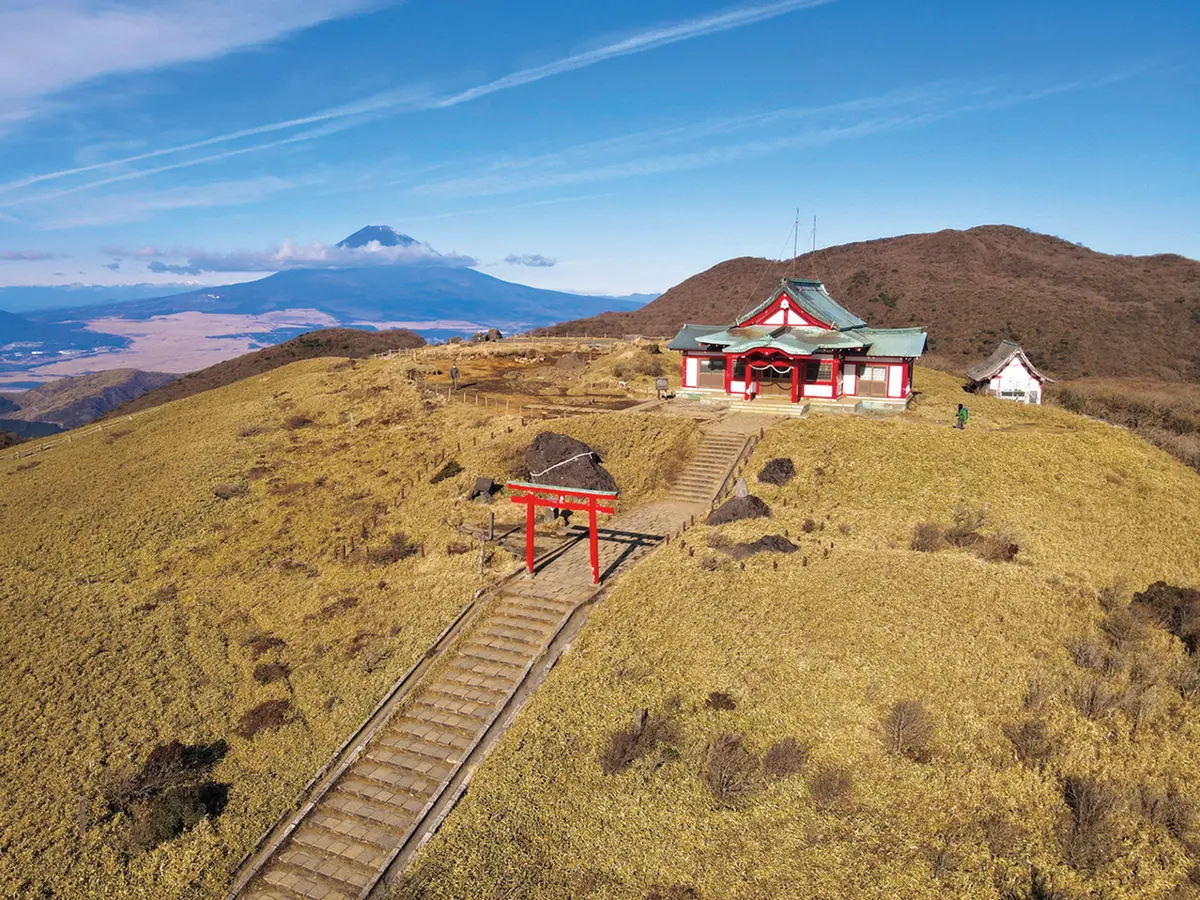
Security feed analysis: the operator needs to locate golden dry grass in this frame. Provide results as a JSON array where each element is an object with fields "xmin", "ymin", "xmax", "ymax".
[
  {"xmin": 0, "ymin": 353, "xmax": 694, "ymax": 899},
  {"xmin": 394, "ymin": 368, "xmax": 1200, "ymax": 900}
]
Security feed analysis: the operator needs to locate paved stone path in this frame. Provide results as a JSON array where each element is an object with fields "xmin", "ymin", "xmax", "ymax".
[{"xmin": 232, "ymin": 417, "xmax": 763, "ymax": 900}]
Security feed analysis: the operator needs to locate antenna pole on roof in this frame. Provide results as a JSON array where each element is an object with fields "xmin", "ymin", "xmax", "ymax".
[
  {"xmin": 790, "ymin": 207, "xmax": 799, "ymax": 278},
  {"xmin": 812, "ymin": 215, "xmax": 818, "ymax": 280}
]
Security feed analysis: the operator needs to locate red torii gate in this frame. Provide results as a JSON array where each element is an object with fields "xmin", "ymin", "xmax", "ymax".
[{"xmin": 506, "ymin": 481, "xmax": 619, "ymax": 585}]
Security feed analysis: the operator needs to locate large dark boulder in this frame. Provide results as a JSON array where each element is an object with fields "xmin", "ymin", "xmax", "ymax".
[
  {"xmin": 472, "ymin": 327, "xmax": 504, "ymax": 343},
  {"xmin": 758, "ymin": 458, "xmax": 796, "ymax": 486},
  {"xmin": 706, "ymin": 495, "xmax": 771, "ymax": 525},
  {"xmin": 524, "ymin": 432, "xmax": 617, "ymax": 493}
]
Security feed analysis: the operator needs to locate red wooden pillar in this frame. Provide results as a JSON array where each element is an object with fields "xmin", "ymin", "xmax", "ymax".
[
  {"xmin": 831, "ymin": 356, "xmax": 841, "ymax": 398},
  {"xmin": 525, "ymin": 499, "xmax": 536, "ymax": 574},
  {"xmin": 588, "ymin": 501, "xmax": 600, "ymax": 584},
  {"xmin": 724, "ymin": 354, "xmax": 733, "ymax": 395},
  {"xmin": 680, "ymin": 354, "xmax": 688, "ymax": 388},
  {"xmin": 790, "ymin": 362, "xmax": 799, "ymax": 403}
]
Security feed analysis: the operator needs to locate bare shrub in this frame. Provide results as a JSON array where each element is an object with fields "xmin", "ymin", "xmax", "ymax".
[
  {"xmin": 430, "ymin": 461, "xmax": 463, "ymax": 484},
  {"xmin": 1061, "ymin": 775, "xmax": 1120, "ymax": 870},
  {"xmin": 1132, "ymin": 581, "xmax": 1200, "ymax": 653},
  {"xmin": 975, "ymin": 532, "xmax": 1020, "ymax": 562},
  {"xmin": 599, "ymin": 709, "xmax": 677, "ymax": 775},
  {"xmin": 801, "ymin": 518, "xmax": 818, "ymax": 534},
  {"xmin": 1097, "ymin": 584, "xmax": 1126, "ymax": 613},
  {"xmin": 213, "ymin": 481, "xmax": 249, "ymax": 500},
  {"xmin": 645, "ymin": 885, "xmax": 701, "ymax": 900},
  {"xmin": 365, "ymin": 532, "xmax": 418, "ymax": 565},
  {"xmin": 303, "ymin": 596, "xmax": 359, "ymax": 623},
  {"xmin": 101, "ymin": 739, "xmax": 229, "ymax": 852},
  {"xmin": 704, "ymin": 531, "xmax": 730, "ymax": 550},
  {"xmin": 1139, "ymin": 785, "xmax": 1195, "ymax": 840},
  {"xmin": 242, "ymin": 633, "xmax": 286, "ymax": 659},
  {"xmin": 704, "ymin": 691, "xmax": 737, "ymax": 711},
  {"xmin": 282, "ymin": 414, "xmax": 313, "ymax": 430},
  {"xmin": 238, "ymin": 423, "xmax": 269, "ymax": 438},
  {"xmin": 911, "ymin": 521, "xmax": 946, "ymax": 552},
  {"xmin": 1023, "ymin": 677, "xmax": 1052, "ymax": 711},
  {"xmin": 1103, "ymin": 608, "xmax": 1147, "ymax": 652},
  {"xmin": 1071, "ymin": 676, "xmax": 1121, "ymax": 720},
  {"xmin": 763, "ymin": 738, "xmax": 810, "ymax": 778},
  {"xmin": 808, "ymin": 763, "xmax": 853, "ymax": 811},
  {"xmin": 234, "ymin": 699, "xmax": 294, "ymax": 740},
  {"xmin": 1067, "ymin": 635, "xmax": 1105, "ymax": 670},
  {"xmin": 703, "ymin": 732, "xmax": 759, "ymax": 808},
  {"xmin": 697, "ymin": 554, "xmax": 722, "ymax": 571},
  {"xmin": 1169, "ymin": 655, "xmax": 1200, "ymax": 699},
  {"xmin": 882, "ymin": 699, "xmax": 936, "ymax": 761},
  {"xmin": 945, "ymin": 504, "xmax": 989, "ymax": 546},
  {"xmin": 253, "ymin": 662, "xmax": 290, "ymax": 685},
  {"xmin": 1003, "ymin": 719, "xmax": 1053, "ymax": 766}
]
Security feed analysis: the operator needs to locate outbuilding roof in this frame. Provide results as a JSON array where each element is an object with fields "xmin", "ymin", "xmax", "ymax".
[{"xmin": 965, "ymin": 340, "xmax": 1052, "ymax": 383}]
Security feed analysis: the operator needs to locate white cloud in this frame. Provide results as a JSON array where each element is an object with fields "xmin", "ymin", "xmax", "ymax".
[
  {"xmin": 504, "ymin": 254, "xmax": 557, "ymax": 268},
  {"xmin": 40, "ymin": 176, "xmax": 293, "ymax": 228},
  {"xmin": 0, "ymin": 249, "xmax": 60, "ymax": 260},
  {"xmin": 140, "ymin": 238, "xmax": 475, "ymax": 274},
  {"xmin": 0, "ymin": 0, "xmax": 388, "ymax": 127}
]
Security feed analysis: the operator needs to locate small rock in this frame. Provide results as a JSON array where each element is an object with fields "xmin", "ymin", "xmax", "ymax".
[{"xmin": 734, "ymin": 477, "xmax": 749, "ymax": 499}]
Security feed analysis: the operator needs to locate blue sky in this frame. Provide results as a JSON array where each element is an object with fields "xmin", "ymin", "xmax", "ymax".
[{"xmin": 0, "ymin": 0, "xmax": 1196, "ymax": 296}]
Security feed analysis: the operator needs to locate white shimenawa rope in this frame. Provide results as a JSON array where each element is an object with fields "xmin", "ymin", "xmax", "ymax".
[{"xmin": 529, "ymin": 451, "xmax": 595, "ymax": 478}]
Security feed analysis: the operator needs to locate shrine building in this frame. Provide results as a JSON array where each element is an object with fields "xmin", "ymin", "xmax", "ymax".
[{"xmin": 668, "ymin": 278, "xmax": 927, "ymax": 411}]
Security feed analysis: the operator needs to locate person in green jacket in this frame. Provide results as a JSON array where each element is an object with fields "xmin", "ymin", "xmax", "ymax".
[{"xmin": 955, "ymin": 403, "xmax": 969, "ymax": 429}]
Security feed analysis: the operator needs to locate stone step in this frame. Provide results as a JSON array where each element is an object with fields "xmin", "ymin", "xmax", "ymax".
[
  {"xmin": 365, "ymin": 744, "xmax": 454, "ymax": 782},
  {"xmin": 351, "ymin": 756, "xmax": 442, "ymax": 796},
  {"xmin": 441, "ymin": 662, "xmax": 516, "ymax": 696},
  {"xmin": 403, "ymin": 702, "xmax": 490, "ymax": 735},
  {"xmin": 447, "ymin": 654, "xmax": 525, "ymax": 681},
  {"xmin": 337, "ymin": 778, "xmax": 430, "ymax": 818},
  {"xmin": 408, "ymin": 692, "xmax": 494, "ymax": 722},
  {"xmin": 374, "ymin": 731, "xmax": 468, "ymax": 764},
  {"xmin": 275, "ymin": 845, "xmax": 375, "ymax": 890},
  {"xmin": 389, "ymin": 713, "xmax": 478, "ymax": 747},
  {"xmin": 241, "ymin": 886, "xmax": 306, "ymax": 900},
  {"xmin": 324, "ymin": 791, "xmax": 415, "ymax": 833},
  {"xmin": 423, "ymin": 678, "xmax": 509, "ymax": 707},
  {"xmin": 289, "ymin": 821, "xmax": 396, "ymax": 871},
  {"xmin": 260, "ymin": 862, "xmax": 356, "ymax": 900},
  {"xmin": 493, "ymin": 602, "xmax": 562, "ymax": 627},
  {"xmin": 458, "ymin": 641, "xmax": 532, "ymax": 669},
  {"xmin": 473, "ymin": 628, "xmax": 541, "ymax": 655},
  {"xmin": 483, "ymin": 616, "xmax": 549, "ymax": 641},
  {"xmin": 306, "ymin": 808, "xmax": 404, "ymax": 852}
]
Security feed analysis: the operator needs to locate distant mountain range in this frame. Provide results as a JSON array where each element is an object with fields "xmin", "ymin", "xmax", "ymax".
[
  {"xmin": 540, "ymin": 225, "xmax": 1200, "ymax": 381},
  {"xmin": 0, "ymin": 226, "xmax": 653, "ymax": 383}
]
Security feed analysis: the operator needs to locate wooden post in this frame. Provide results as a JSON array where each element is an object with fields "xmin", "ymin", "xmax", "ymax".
[
  {"xmin": 588, "ymin": 501, "xmax": 600, "ymax": 585},
  {"xmin": 488, "ymin": 512, "xmax": 495, "ymax": 541},
  {"xmin": 525, "ymin": 500, "xmax": 536, "ymax": 574}
]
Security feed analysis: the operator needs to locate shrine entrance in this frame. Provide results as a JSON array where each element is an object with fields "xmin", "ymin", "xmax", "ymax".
[{"xmin": 506, "ymin": 482, "xmax": 619, "ymax": 585}]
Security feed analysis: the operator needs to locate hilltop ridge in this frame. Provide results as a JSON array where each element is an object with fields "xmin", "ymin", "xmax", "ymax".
[{"xmin": 540, "ymin": 225, "xmax": 1200, "ymax": 380}]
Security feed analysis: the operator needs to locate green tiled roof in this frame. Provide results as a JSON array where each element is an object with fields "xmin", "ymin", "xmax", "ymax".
[
  {"xmin": 668, "ymin": 277, "xmax": 927, "ymax": 359},
  {"xmin": 737, "ymin": 278, "xmax": 867, "ymax": 330}
]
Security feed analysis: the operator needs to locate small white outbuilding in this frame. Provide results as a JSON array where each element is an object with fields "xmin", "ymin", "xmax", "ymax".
[{"xmin": 966, "ymin": 340, "xmax": 1052, "ymax": 404}]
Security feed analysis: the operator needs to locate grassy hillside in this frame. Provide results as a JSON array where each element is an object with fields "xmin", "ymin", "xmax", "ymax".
[
  {"xmin": 395, "ymin": 370, "xmax": 1200, "ymax": 900},
  {"xmin": 110, "ymin": 327, "xmax": 426, "ymax": 418},
  {"xmin": 3, "ymin": 368, "xmax": 176, "ymax": 428},
  {"xmin": 0, "ymin": 353, "xmax": 694, "ymax": 899},
  {"xmin": 538, "ymin": 226, "xmax": 1200, "ymax": 381}
]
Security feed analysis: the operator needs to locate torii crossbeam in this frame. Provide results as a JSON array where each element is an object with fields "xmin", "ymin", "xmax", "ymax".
[{"xmin": 506, "ymin": 481, "xmax": 619, "ymax": 585}]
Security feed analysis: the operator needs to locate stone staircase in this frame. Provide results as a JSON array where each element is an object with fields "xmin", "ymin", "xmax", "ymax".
[
  {"xmin": 235, "ymin": 581, "xmax": 593, "ymax": 900},
  {"xmin": 665, "ymin": 429, "xmax": 752, "ymax": 504}
]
